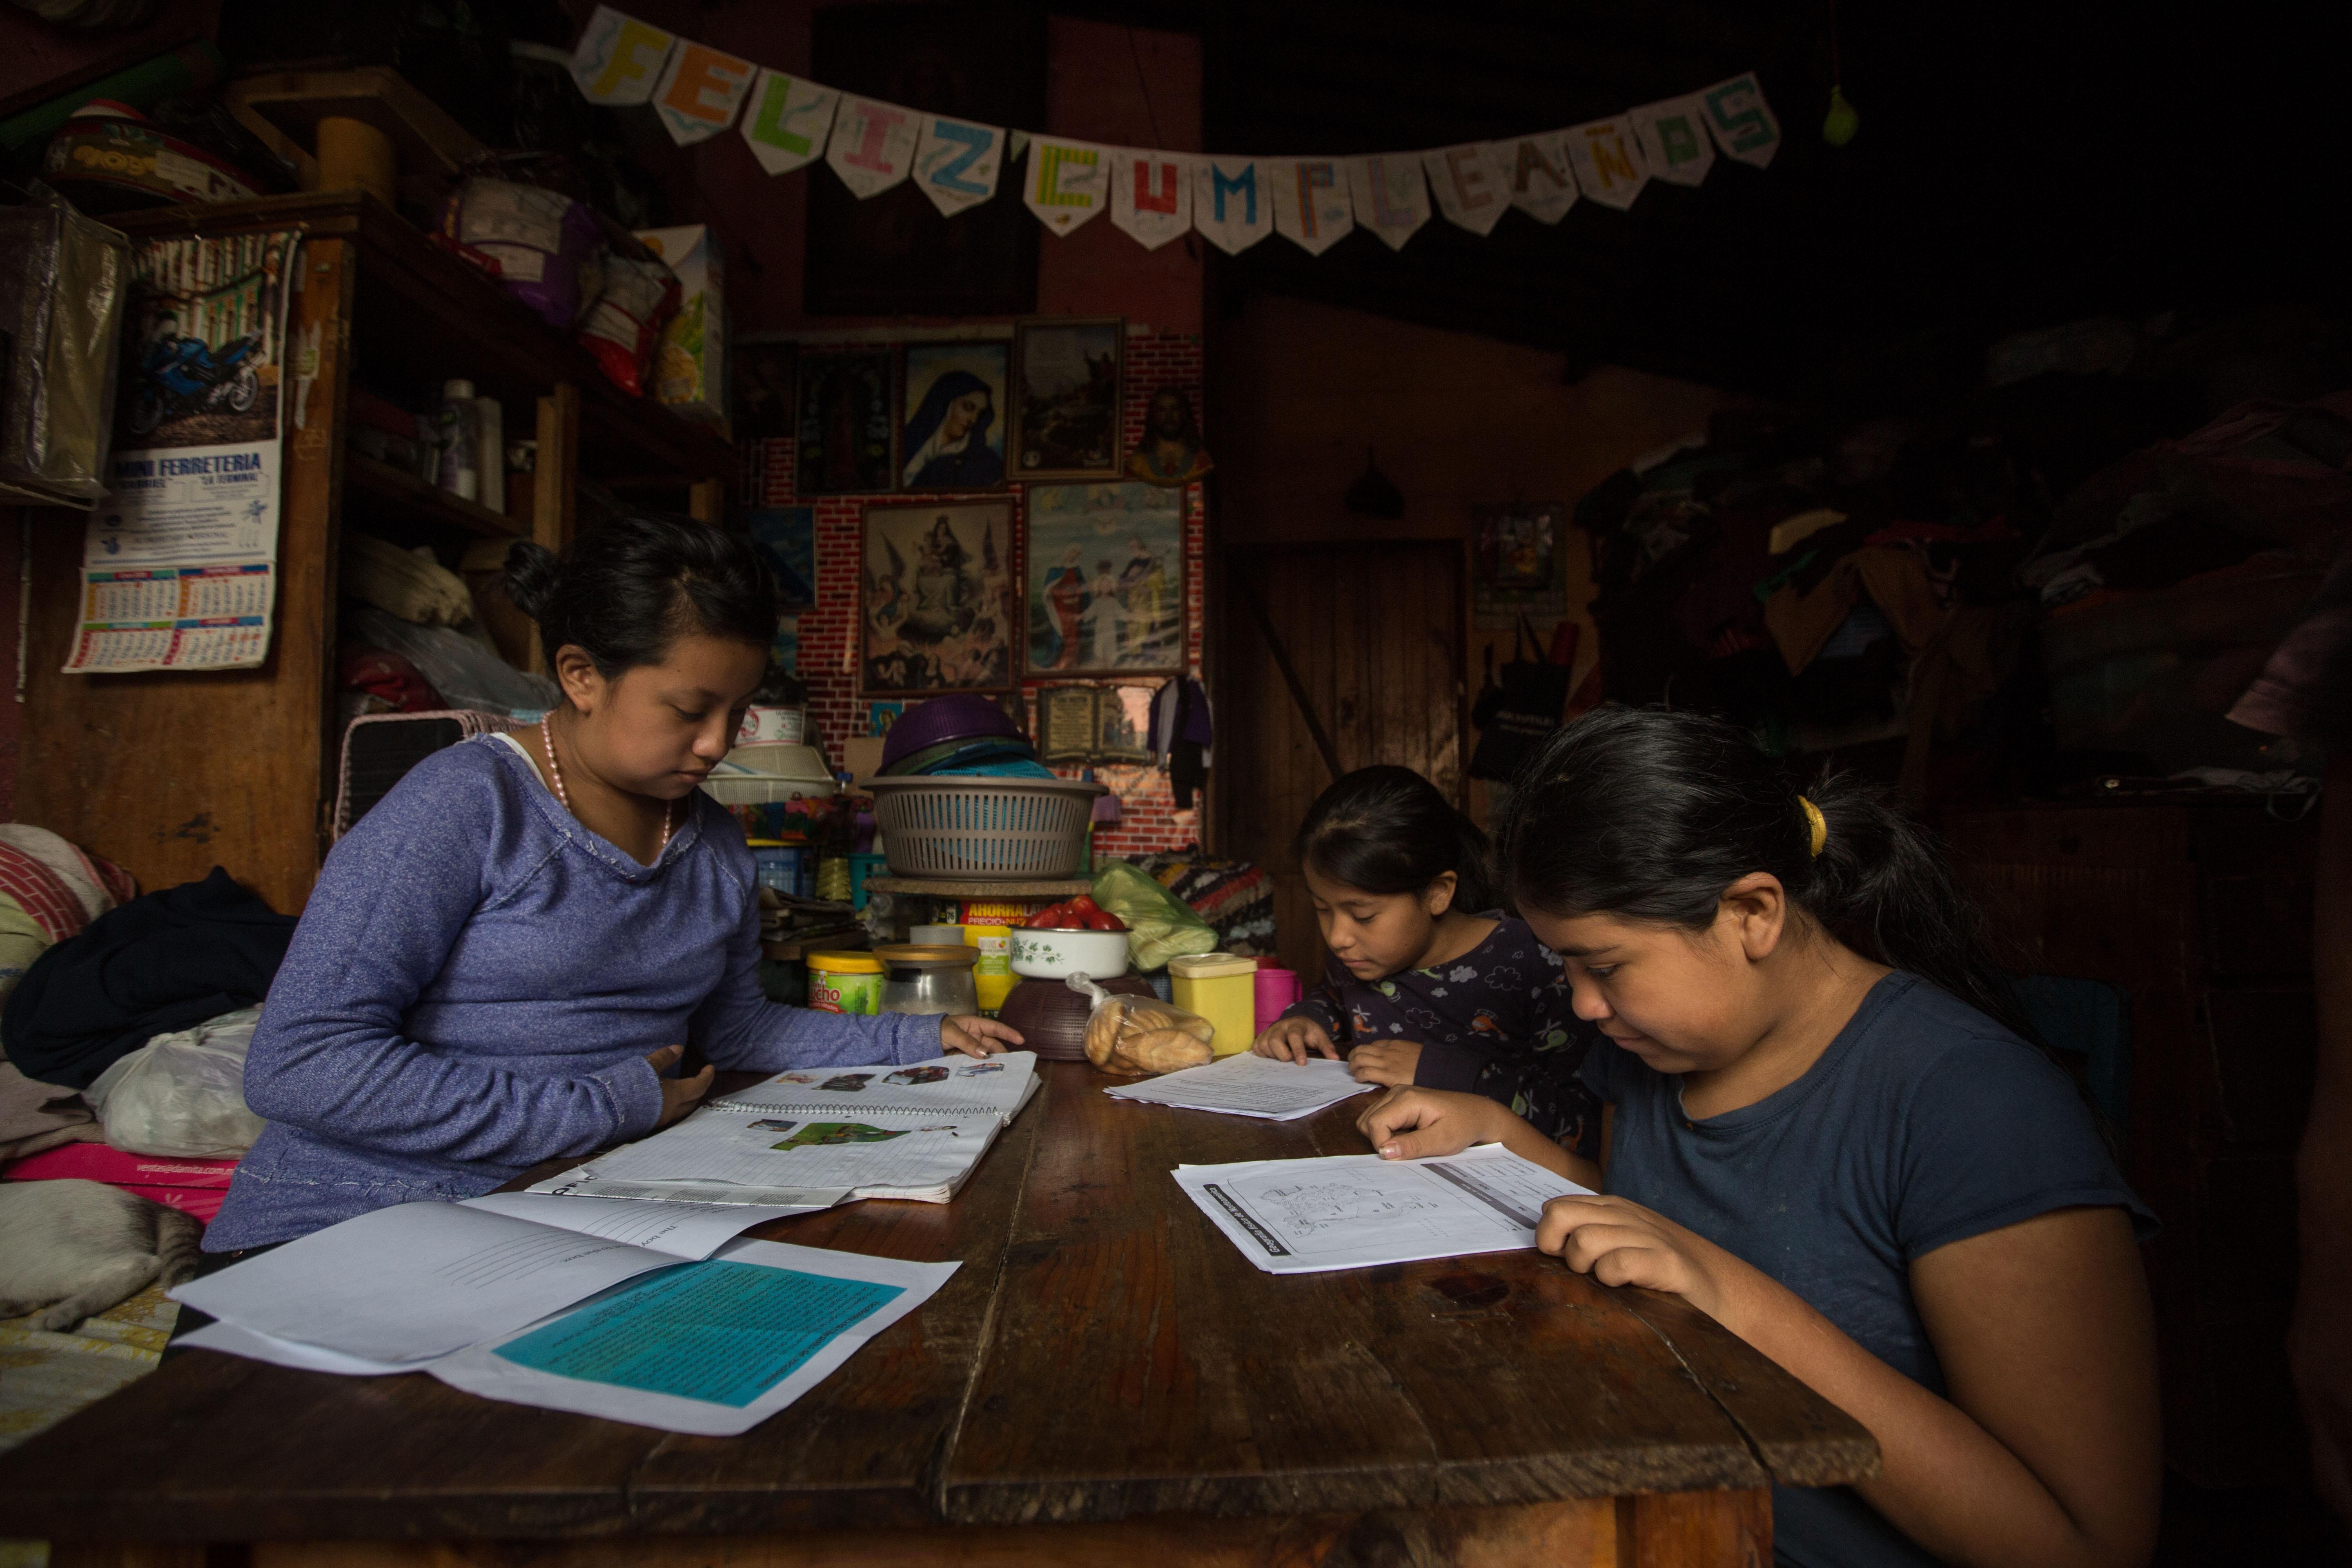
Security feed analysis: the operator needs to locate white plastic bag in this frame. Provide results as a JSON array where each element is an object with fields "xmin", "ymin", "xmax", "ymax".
[{"xmin": 89, "ymin": 1007, "xmax": 266, "ymax": 1157}]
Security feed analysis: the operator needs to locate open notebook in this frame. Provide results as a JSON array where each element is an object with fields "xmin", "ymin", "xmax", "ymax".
[{"xmin": 528, "ymin": 1051, "xmax": 1040, "ymax": 1208}]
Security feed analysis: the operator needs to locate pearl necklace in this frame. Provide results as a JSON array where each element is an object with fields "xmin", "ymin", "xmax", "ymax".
[{"xmin": 540, "ymin": 713, "xmax": 674, "ymax": 856}]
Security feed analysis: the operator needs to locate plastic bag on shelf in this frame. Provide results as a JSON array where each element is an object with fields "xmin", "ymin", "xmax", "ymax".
[
  {"xmin": 576, "ymin": 250, "xmax": 679, "ymax": 397},
  {"xmin": 1091, "ymin": 860, "xmax": 1218, "ymax": 973},
  {"xmin": 0, "ymin": 184, "xmax": 130, "ymax": 506},
  {"xmin": 1071, "ymin": 975, "xmax": 1213, "ymax": 1076},
  {"xmin": 346, "ymin": 604, "xmax": 558, "ymax": 717},
  {"xmin": 87, "ymin": 1007, "xmax": 265, "ymax": 1158},
  {"xmin": 439, "ymin": 177, "xmax": 599, "ymax": 328}
]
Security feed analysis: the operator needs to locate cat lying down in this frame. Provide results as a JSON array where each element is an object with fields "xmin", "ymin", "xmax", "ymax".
[{"xmin": 0, "ymin": 1179, "xmax": 201, "ymax": 1331}]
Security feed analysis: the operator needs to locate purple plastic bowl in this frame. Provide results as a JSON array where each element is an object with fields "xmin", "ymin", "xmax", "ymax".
[{"xmin": 881, "ymin": 693, "xmax": 1024, "ymax": 769}]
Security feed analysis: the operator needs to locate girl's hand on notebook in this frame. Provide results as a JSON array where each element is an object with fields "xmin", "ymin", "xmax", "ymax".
[
  {"xmin": 1357, "ymin": 1085, "xmax": 1505, "ymax": 1159},
  {"xmin": 1346, "ymin": 1040, "xmax": 1422, "ymax": 1087},
  {"xmin": 644, "ymin": 1045, "xmax": 715, "ymax": 1129},
  {"xmin": 1536, "ymin": 1194, "xmax": 1742, "ymax": 1320},
  {"xmin": 1252, "ymin": 1016, "xmax": 1337, "ymax": 1064},
  {"xmin": 941, "ymin": 1014, "xmax": 1023, "ymax": 1058}
]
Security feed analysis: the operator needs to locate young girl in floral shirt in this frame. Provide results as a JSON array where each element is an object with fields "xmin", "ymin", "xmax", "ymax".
[{"xmin": 1252, "ymin": 765, "xmax": 1598, "ymax": 1172}]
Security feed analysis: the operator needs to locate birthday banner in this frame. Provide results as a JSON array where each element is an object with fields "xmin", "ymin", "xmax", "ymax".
[{"xmin": 570, "ymin": 6, "xmax": 1780, "ymax": 253}]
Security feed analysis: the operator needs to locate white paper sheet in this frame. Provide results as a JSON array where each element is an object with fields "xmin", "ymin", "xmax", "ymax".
[
  {"xmin": 1174, "ymin": 1145, "xmax": 1593, "ymax": 1275},
  {"xmin": 425, "ymin": 1238, "xmax": 958, "ymax": 1435},
  {"xmin": 458, "ymin": 1192, "xmax": 825, "ymax": 1258},
  {"xmin": 711, "ymin": 1051, "xmax": 1037, "ymax": 1120},
  {"xmin": 170, "ymin": 1201, "xmax": 682, "ymax": 1363},
  {"xmin": 177, "ymin": 1320, "xmax": 413, "ymax": 1376},
  {"xmin": 1103, "ymin": 1053, "xmax": 1376, "ymax": 1121}
]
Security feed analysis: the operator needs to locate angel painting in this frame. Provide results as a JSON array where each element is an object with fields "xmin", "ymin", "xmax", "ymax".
[{"xmin": 862, "ymin": 500, "xmax": 1016, "ymax": 695}]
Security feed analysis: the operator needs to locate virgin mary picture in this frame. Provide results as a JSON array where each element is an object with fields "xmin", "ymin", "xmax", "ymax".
[{"xmin": 900, "ymin": 341, "xmax": 1009, "ymax": 491}]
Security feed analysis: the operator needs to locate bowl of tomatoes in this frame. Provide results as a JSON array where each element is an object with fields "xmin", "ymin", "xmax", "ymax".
[{"xmin": 1009, "ymin": 896, "xmax": 1131, "ymax": 979}]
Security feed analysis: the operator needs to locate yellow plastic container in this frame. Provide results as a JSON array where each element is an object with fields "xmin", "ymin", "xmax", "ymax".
[
  {"xmin": 1168, "ymin": 953, "xmax": 1260, "ymax": 1056},
  {"xmin": 806, "ymin": 951, "xmax": 884, "ymax": 1015}
]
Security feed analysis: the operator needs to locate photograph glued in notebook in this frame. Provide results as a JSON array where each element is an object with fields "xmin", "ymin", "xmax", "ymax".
[
  {"xmin": 528, "ymin": 1052, "xmax": 1041, "ymax": 1208},
  {"xmin": 1174, "ymin": 1144, "xmax": 1594, "ymax": 1275}
]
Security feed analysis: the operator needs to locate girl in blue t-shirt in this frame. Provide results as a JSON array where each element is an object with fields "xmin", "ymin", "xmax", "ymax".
[
  {"xmin": 1248, "ymin": 765, "xmax": 1599, "ymax": 1164},
  {"xmin": 1360, "ymin": 708, "xmax": 2159, "ymax": 1568}
]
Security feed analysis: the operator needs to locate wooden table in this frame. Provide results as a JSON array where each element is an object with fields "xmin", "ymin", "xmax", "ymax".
[{"xmin": 0, "ymin": 1064, "xmax": 1876, "ymax": 1566}]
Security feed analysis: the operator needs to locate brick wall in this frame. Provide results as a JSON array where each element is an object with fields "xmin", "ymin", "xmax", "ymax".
[{"xmin": 748, "ymin": 331, "xmax": 1207, "ymax": 858}]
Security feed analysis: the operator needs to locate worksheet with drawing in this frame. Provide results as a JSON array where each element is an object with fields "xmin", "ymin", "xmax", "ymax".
[{"xmin": 1174, "ymin": 1145, "xmax": 1593, "ymax": 1275}]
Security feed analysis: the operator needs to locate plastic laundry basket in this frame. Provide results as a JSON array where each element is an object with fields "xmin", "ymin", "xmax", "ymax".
[{"xmin": 864, "ymin": 776, "xmax": 1105, "ymax": 880}]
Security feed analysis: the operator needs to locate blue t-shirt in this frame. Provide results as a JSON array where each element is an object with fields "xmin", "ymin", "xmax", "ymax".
[{"xmin": 1581, "ymin": 972, "xmax": 2154, "ymax": 1568}]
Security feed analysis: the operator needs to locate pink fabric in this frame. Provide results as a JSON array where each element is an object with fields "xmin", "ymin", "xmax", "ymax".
[{"xmin": 5, "ymin": 1143, "xmax": 238, "ymax": 1187}]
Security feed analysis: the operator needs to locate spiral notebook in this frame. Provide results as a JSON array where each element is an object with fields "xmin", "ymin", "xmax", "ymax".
[{"xmin": 529, "ymin": 1052, "xmax": 1040, "ymax": 1208}]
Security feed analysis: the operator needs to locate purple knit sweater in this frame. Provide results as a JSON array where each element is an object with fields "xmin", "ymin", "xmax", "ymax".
[{"xmin": 206, "ymin": 735, "xmax": 942, "ymax": 1250}]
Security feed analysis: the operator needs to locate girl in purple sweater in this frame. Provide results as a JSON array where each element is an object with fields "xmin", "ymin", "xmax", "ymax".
[{"xmin": 207, "ymin": 517, "xmax": 1018, "ymax": 1252}]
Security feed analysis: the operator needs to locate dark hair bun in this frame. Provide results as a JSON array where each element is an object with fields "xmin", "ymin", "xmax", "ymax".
[
  {"xmin": 500, "ymin": 540, "xmax": 564, "ymax": 624},
  {"xmin": 1294, "ymin": 765, "xmax": 1497, "ymax": 913},
  {"xmin": 506, "ymin": 514, "xmax": 777, "ymax": 679}
]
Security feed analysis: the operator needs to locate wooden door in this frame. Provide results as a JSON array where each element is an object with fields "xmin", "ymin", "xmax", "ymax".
[{"xmin": 1221, "ymin": 542, "xmax": 1466, "ymax": 977}]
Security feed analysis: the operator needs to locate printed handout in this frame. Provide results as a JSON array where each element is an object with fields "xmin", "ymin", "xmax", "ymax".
[
  {"xmin": 1103, "ymin": 1053, "xmax": 1377, "ymax": 1121},
  {"xmin": 1174, "ymin": 1145, "xmax": 1593, "ymax": 1275}
]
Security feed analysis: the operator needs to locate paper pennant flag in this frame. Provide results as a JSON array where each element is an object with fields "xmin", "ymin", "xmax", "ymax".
[
  {"xmin": 1566, "ymin": 117, "xmax": 1648, "ymax": 211},
  {"xmin": 651, "ymin": 39, "xmax": 756, "ymax": 145},
  {"xmin": 1347, "ymin": 155, "xmax": 1431, "ymax": 250},
  {"xmin": 1025, "ymin": 138, "xmax": 1112, "ymax": 235},
  {"xmin": 570, "ymin": 5, "xmax": 675, "ymax": 107},
  {"xmin": 1628, "ymin": 94, "xmax": 1714, "ymax": 187},
  {"xmin": 1009, "ymin": 129, "xmax": 1031, "ymax": 163},
  {"xmin": 1111, "ymin": 149, "xmax": 1194, "ymax": 250},
  {"xmin": 1484, "ymin": 131, "xmax": 1579, "ymax": 224},
  {"xmin": 913, "ymin": 114, "xmax": 1005, "ymax": 216},
  {"xmin": 1700, "ymin": 72, "xmax": 1782, "ymax": 168},
  {"xmin": 1422, "ymin": 142, "xmax": 1509, "ymax": 236},
  {"xmin": 1194, "ymin": 157, "xmax": 1274, "ymax": 254},
  {"xmin": 739, "ymin": 69, "xmax": 837, "ymax": 175},
  {"xmin": 1269, "ymin": 158, "xmax": 1353, "ymax": 254},
  {"xmin": 826, "ymin": 95, "xmax": 921, "ymax": 199}
]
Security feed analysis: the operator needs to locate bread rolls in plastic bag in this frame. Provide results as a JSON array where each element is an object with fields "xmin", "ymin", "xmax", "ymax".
[{"xmin": 1069, "ymin": 976, "xmax": 1213, "ymax": 1076}]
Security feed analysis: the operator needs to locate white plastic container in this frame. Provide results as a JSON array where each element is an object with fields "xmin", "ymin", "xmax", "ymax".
[{"xmin": 700, "ymin": 742, "xmax": 839, "ymax": 806}]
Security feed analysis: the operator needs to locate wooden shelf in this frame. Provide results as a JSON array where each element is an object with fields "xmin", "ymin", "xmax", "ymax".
[
  {"xmin": 344, "ymin": 453, "xmax": 524, "ymax": 539},
  {"xmin": 108, "ymin": 191, "xmax": 736, "ymax": 485},
  {"xmin": 866, "ymin": 876, "xmax": 1096, "ymax": 899}
]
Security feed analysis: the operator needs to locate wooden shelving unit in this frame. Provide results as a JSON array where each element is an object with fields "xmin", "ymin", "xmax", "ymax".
[
  {"xmin": 19, "ymin": 191, "xmax": 735, "ymax": 914},
  {"xmin": 344, "ymin": 454, "xmax": 522, "ymax": 539}
]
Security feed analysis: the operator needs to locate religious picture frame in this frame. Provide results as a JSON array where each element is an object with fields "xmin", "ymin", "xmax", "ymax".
[
  {"xmin": 795, "ymin": 349, "xmax": 898, "ymax": 495},
  {"xmin": 1096, "ymin": 685, "xmax": 1156, "ymax": 763},
  {"xmin": 745, "ymin": 506, "xmax": 817, "ymax": 610},
  {"xmin": 1471, "ymin": 502, "xmax": 1568, "ymax": 628},
  {"xmin": 899, "ymin": 340, "xmax": 1011, "ymax": 492},
  {"xmin": 1036, "ymin": 686, "xmax": 1100, "ymax": 763},
  {"xmin": 1022, "ymin": 481, "xmax": 1186, "ymax": 677},
  {"xmin": 859, "ymin": 499, "xmax": 1016, "ymax": 695},
  {"xmin": 1010, "ymin": 317, "xmax": 1124, "ymax": 480},
  {"xmin": 732, "ymin": 338, "xmax": 798, "ymax": 441}
]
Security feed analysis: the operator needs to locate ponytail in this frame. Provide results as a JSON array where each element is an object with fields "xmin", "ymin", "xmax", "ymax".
[
  {"xmin": 1296, "ymin": 765, "xmax": 1498, "ymax": 915},
  {"xmin": 1495, "ymin": 707, "xmax": 2031, "ymax": 1040}
]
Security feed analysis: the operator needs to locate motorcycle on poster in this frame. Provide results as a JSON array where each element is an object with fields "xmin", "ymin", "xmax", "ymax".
[{"xmin": 67, "ymin": 229, "xmax": 299, "ymax": 675}]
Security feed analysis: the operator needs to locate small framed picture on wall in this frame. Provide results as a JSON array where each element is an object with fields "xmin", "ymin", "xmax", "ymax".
[
  {"xmin": 899, "ymin": 340, "xmax": 1010, "ymax": 491},
  {"xmin": 745, "ymin": 506, "xmax": 817, "ymax": 610},
  {"xmin": 1024, "ymin": 481, "xmax": 1185, "ymax": 677},
  {"xmin": 1010, "ymin": 317, "xmax": 1123, "ymax": 480},
  {"xmin": 795, "ymin": 349, "xmax": 898, "ymax": 495},
  {"xmin": 860, "ymin": 499, "xmax": 1016, "ymax": 695}
]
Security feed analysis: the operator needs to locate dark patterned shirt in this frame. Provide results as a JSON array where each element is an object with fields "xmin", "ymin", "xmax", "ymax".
[{"xmin": 1280, "ymin": 914, "xmax": 1600, "ymax": 1155}]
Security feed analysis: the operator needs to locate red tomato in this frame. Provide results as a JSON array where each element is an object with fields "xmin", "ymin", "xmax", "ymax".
[
  {"xmin": 1027, "ymin": 902, "xmax": 1069, "ymax": 929},
  {"xmin": 1069, "ymin": 894, "xmax": 1101, "ymax": 913},
  {"xmin": 1083, "ymin": 909, "xmax": 1126, "ymax": 932}
]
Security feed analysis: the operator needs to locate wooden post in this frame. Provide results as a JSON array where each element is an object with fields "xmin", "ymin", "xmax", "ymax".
[
  {"xmin": 530, "ymin": 380, "xmax": 580, "ymax": 673},
  {"xmin": 688, "ymin": 477, "xmax": 724, "ymax": 523}
]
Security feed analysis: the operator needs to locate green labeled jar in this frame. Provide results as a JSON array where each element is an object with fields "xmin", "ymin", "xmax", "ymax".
[{"xmin": 805, "ymin": 951, "xmax": 884, "ymax": 1015}]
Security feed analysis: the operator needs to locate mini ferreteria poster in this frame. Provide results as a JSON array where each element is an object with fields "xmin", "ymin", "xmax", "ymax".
[{"xmin": 67, "ymin": 229, "xmax": 299, "ymax": 674}]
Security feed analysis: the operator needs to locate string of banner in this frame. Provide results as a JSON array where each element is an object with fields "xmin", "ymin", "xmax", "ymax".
[{"xmin": 569, "ymin": 4, "xmax": 1784, "ymax": 255}]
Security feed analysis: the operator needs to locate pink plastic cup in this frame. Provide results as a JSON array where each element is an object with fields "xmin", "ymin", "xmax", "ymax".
[{"xmin": 1253, "ymin": 967, "xmax": 1301, "ymax": 1033}]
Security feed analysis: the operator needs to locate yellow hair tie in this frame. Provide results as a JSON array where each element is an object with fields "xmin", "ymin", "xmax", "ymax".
[{"xmin": 1799, "ymin": 796, "xmax": 1827, "ymax": 858}]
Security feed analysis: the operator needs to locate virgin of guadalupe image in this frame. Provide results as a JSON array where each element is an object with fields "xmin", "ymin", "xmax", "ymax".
[{"xmin": 902, "ymin": 370, "xmax": 1004, "ymax": 489}]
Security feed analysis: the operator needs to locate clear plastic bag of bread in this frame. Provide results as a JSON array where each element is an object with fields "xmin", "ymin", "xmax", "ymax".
[{"xmin": 1067, "ymin": 976, "xmax": 1214, "ymax": 1076}]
